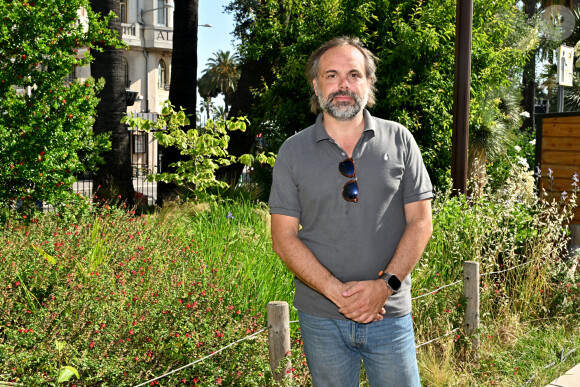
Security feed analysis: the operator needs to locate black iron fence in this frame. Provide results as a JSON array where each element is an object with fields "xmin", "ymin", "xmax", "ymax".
[{"xmin": 73, "ymin": 163, "xmax": 157, "ymax": 206}]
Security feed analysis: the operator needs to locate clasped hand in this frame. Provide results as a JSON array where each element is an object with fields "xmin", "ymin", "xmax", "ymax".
[{"xmin": 337, "ymin": 279, "xmax": 391, "ymax": 324}]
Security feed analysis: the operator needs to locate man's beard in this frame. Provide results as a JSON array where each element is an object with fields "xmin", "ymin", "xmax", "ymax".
[{"xmin": 317, "ymin": 87, "xmax": 368, "ymax": 121}]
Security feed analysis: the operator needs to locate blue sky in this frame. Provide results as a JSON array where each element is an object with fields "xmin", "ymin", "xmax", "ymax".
[{"xmin": 197, "ymin": 0, "xmax": 238, "ymax": 109}]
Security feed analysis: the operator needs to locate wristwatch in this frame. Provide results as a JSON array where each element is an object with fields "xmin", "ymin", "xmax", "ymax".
[{"xmin": 380, "ymin": 272, "xmax": 401, "ymax": 293}]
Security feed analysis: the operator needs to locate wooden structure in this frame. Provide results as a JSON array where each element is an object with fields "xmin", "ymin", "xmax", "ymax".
[
  {"xmin": 267, "ymin": 301, "xmax": 292, "ymax": 383},
  {"xmin": 463, "ymin": 261, "xmax": 480, "ymax": 358},
  {"xmin": 536, "ymin": 113, "xmax": 580, "ymax": 225}
]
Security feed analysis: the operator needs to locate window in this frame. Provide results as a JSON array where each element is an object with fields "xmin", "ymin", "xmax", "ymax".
[
  {"xmin": 132, "ymin": 132, "xmax": 147, "ymax": 154},
  {"xmin": 123, "ymin": 57, "xmax": 130, "ymax": 88},
  {"xmin": 158, "ymin": 59, "xmax": 167, "ymax": 89},
  {"xmin": 157, "ymin": 0, "xmax": 167, "ymax": 25},
  {"xmin": 120, "ymin": 0, "xmax": 127, "ymax": 23}
]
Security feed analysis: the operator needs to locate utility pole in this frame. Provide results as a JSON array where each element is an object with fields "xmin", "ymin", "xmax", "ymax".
[{"xmin": 451, "ymin": 0, "xmax": 473, "ymax": 196}]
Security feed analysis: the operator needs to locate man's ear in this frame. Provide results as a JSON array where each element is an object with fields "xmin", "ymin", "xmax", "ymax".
[{"xmin": 312, "ymin": 78, "xmax": 318, "ymax": 95}]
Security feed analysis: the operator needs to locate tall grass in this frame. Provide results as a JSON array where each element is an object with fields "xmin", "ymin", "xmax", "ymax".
[
  {"xmin": 1, "ymin": 161, "xmax": 579, "ymax": 386},
  {"xmin": 412, "ymin": 163, "xmax": 580, "ymax": 386}
]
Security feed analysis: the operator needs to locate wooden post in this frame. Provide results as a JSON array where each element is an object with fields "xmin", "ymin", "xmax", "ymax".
[
  {"xmin": 463, "ymin": 261, "xmax": 480, "ymax": 356},
  {"xmin": 268, "ymin": 301, "xmax": 292, "ymax": 382}
]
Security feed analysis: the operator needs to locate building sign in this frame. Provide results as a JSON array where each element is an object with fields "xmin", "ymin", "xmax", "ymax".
[
  {"xmin": 558, "ymin": 45, "xmax": 574, "ymax": 87},
  {"xmin": 156, "ymin": 30, "xmax": 173, "ymax": 41}
]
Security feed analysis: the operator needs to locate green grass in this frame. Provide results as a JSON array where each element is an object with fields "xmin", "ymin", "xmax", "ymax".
[{"xmin": 1, "ymin": 165, "xmax": 579, "ymax": 386}]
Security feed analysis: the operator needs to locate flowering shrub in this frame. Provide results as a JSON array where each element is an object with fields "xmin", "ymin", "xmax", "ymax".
[
  {"xmin": 0, "ymin": 200, "xmax": 301, "ymax": 386},
  {"xmin": 0, "ymin": 0, "xmax": 123, "ymax": 213}
]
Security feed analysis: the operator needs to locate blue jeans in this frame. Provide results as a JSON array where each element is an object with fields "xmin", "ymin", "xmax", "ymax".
[{"xmin": 298, "ymin": 311, "xmax": 421, "ymax": 387}]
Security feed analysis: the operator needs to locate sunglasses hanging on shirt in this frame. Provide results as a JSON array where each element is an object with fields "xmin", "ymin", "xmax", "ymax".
[{"xmin": 339, "ymin": 158, "xmax": 359, "ymax": 203}]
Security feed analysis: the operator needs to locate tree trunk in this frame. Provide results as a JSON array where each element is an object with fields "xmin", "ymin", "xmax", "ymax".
[
  {"xmin": 90, "ymin": 0, "xmax": 135, "ymax": 206},
  {"xmin": 521, "ymin": 0, "xmax": 536, "ymax": 133},
  {"xmin": 217, "ymin": 57, "xmax": 275, "ymax": 184},
  {"xmin": 158, "ymin": 0, "xmax": 199, "ymax": 205}
]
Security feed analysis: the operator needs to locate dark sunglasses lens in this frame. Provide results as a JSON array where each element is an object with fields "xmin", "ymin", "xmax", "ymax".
[
  {"xmin": 342, "ymin": 181, "xmax": 359, "ymax": 202},
  {"xmin": 339, "ymin": 159, "xmax": 355, "ymax": 177}
]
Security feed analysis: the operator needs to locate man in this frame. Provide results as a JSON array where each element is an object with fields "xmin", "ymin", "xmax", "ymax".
[{"xmin": 269, "ymin": 36, "xmax": 433, "ymax": 386}]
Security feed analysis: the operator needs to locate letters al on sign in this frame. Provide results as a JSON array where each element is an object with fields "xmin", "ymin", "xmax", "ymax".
[{"xmin": 558, "ymin": 45, "xmax": 574, "ymax": 87}]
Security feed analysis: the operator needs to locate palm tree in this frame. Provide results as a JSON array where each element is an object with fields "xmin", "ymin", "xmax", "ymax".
[
  {"xmin": 469, "ymin": 87, "xmax": 520, "ymax": 196},
  {"xmin": 89, "ymin": 0, "xmax": 135, "ymax": 205},
  {"xmin": 202, "ymin": 50, "xmax": 241, "ymax": 116}
]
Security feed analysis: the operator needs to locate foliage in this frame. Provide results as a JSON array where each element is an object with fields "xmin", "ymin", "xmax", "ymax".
[
  {"xmin": 227, "ymin": 0, "xmax": 536, "ymax": 188},
  {"xmin": 201, "ymin": 50, "xmax": 241, "ymax": 111},
  {"xmin": 413, "ymin": 156, "xmax": 579, "ymax": 386},
  {"xmin": 123, "ymin": 101, "xmax": 276, "ymax": 201},
  {"xmin": 0, "ymin": 0, "xmax": 124, "ymax": 212},
  {"xmin": 0, "ymin": 198, "xmax": 298, "ymax": 386},
  {"xmin": 486, "ymin": 129, "xmax": 537, "ymax": 192},
  {"xmin": 0, "ymin": 156, "xmax": 579, "ymax": 385}
]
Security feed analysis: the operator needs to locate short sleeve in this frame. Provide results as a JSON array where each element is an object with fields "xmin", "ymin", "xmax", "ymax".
[
  {"xmin": 402, "ymin": 134, "xmax": 433, "ymax": 205},
  {"xmin": 268, "ymin": 142, "xmax": 302, "ymax": 219}
]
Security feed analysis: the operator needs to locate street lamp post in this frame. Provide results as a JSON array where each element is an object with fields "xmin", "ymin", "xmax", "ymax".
[
  {"xmin": 140, "ymin": 3, "xmax": 174, "ymax": 18},
  {"xmin": 451, "ymin": 0, "xmax": 473, "ymax": 196}
]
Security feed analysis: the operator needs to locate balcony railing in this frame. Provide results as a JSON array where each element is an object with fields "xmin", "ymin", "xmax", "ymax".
[
  {"xmin": 121, "ymin": 23, "xmax": 173, "ymax": 50},
  {"xmin": 122, "ymin": 23, "xmax": 137, "ymax": 37}
]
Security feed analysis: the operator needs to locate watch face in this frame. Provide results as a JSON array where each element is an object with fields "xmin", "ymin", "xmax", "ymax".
[{"xmin": 388, "ymin": 275, "xmax": 401, "ymax": 291}]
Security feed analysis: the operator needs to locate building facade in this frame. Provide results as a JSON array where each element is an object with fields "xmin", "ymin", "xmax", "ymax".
[
  {"xmin": 120, "ymin": 0, "xmax": 174, "ymax": 177},
  {"xmin": 69, "ymin": 2, "xmax": 174, "ymax": 199}
]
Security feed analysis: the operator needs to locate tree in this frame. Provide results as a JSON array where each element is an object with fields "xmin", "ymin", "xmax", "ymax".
[
  {"xmin": 227, "ymin": 0, "xmax": 536, "ymax": 189},
  {"xmin": 197, "ymin": 71, "xmax": 219, "ymax": 123},
  {"xmin": 158, "ymin": 0, "xmax": 199, "ymax": 205},
  {"xmin": 0, "ymin": 0, "xmax": 121, "ymax": 213},
  {"xmin": 168, "ymin": 0, "xmax": 199, "ymax": 117},
  {"xmin": 468, "ymin": 86, "xmax": 522, "ymax": 196},
  {"xmin": 201, "ymin": 50, "xmax": 241, "ymax": 116},
  {"xmin": 89, "ymin": 0, "xmax": 134, "ymax": 205}
]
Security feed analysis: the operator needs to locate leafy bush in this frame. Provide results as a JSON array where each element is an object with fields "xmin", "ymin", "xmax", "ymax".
[
  {"xmin": 412, "ymin": 157, "xmax": 580, "ymax": 386},
  {"xmin": 123, "ymin": 102, "xmax": 276, "ymax": 202},
  {"xmin": 0, "ymin": 0, "xmax": 124, "ymax": 212}
]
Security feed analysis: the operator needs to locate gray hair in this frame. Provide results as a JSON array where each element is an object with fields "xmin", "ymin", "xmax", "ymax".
[{"xmin": 305, "ymin": 36, "xmax": 378, "ymax": 114}]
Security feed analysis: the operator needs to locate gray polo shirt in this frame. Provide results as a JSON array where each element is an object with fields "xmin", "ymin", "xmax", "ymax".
[{"xmin": 269, "ymin": 109, "xmax": 432, "ymax": 320}]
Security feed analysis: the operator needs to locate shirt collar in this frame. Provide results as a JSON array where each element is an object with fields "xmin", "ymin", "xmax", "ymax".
[{"xmin": 314, "ymin": 109, "xmax": 376, "ymax": 143}]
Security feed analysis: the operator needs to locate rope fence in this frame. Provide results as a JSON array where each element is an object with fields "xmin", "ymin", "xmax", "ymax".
[
  {"xmin": 130, "ymin": 258, "xmax": 574, "ymax": 386},
  {"xmin": 412, "ymin": 279, "xmax": 462, "ymax": 301},
  {"xmin": 134, "ymin": 327, "xmax": 269, "ymax": 387}
]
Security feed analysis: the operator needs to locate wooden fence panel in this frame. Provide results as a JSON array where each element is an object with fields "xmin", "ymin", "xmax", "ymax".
[{"xmin": 537, "ymin": 114, "xmax": 580, "ymax": 225}]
